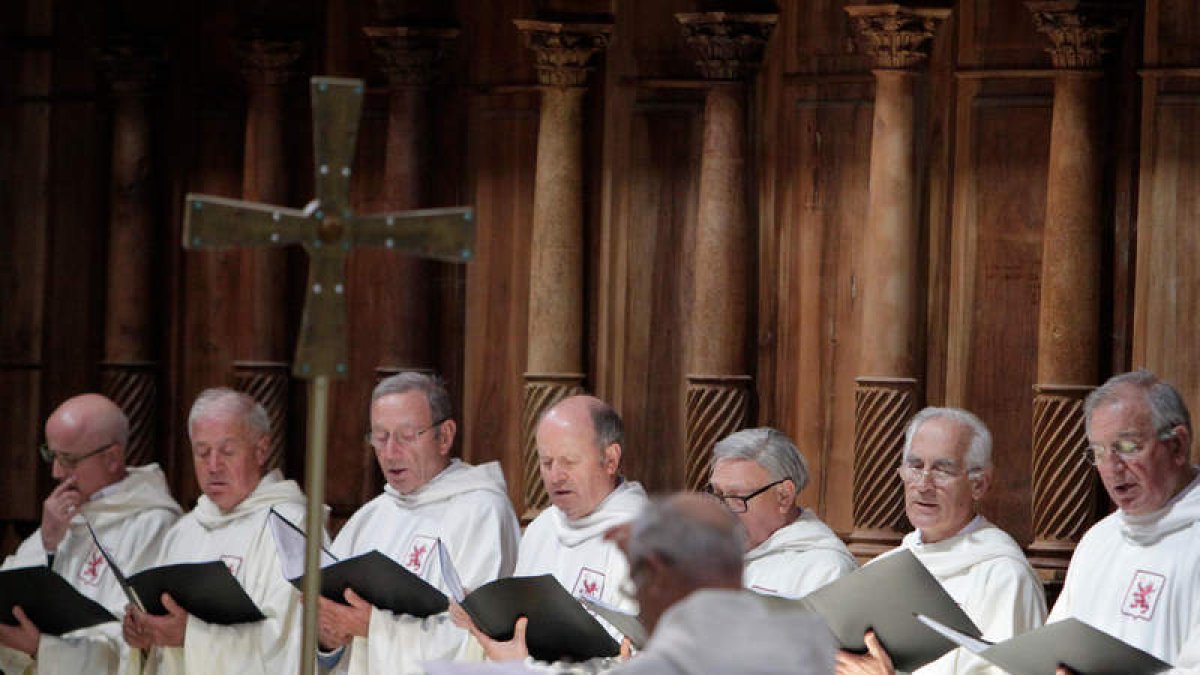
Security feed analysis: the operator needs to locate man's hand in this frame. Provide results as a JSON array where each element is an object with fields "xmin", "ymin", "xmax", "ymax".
[
  {"xmin": 123, "ymin": 594, "xmax": 188, "ymax": 648},
  {"xmin": 464, "ymin": 613, "xmax": 531, "ymax": 663},
  {"xmin": 1056, "ymin": 667, "xmax": 1076, "ymax": 675},
  {"xmin": 316, "ymin": 588, "xmax": 372, "ymax": 648},
  {"xmin": 0, "ymin": 606, "xmax": 41, "ymax": 656},
  {"xmin": 40, "ymin": 477, "xmax": 81, "ymax": 553},
  {"xmin": 836, "ymin": 630, "xmax": 895, "ymax": 675}
]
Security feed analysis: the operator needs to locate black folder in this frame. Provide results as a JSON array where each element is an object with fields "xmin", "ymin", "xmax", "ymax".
[
  {"xmin": 917, "ymin": 614, "xmax": 1173, "ymax": 675},
  {"xmin": 460, "ymin": 575, "xmax": 620, "ymax": 663},
  {"xmin": 797, "ymin": 549, "xmax": 983, "ymax": 673},
  {"xmin": 289, "ymin": 550, "xmax": 449, "ymax": 618},
  {"xmin": 128, "ymin": 561, "xmax": 266, "ymax": 625},
  {"xmin": 0, "ymin": 566, "xmax": 117, "ymax": 636}
]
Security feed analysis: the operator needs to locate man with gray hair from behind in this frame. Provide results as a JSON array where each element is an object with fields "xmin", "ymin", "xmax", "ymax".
[
  {"xmin": 706, "ymin": 427, "xmax": 856, "ymax": 597},
  {"xmin": 467, "ymin": 492, "xmax": 838, "ymax": 674},
  {"xmin": 838, "ymin": 407, "xmax": 1045, "ymax": 675}
]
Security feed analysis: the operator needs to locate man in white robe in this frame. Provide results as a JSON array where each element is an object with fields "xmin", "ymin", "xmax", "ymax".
[
  {"xmin": 449, "ymin": 395, "xmax": 649, "ymax": 667},
  {"xmin": 122, "ymin": 387, "xmax": 314, "ymax": 675},
  {"xmin": 706, "ymin": 427, "xmax": 855, "ymax": 597},
  {"xmin": 468, "ymin": 492, "xmax": 838, "ymax": 674},
  {"xmin": 318, "ymin": 372, "xmax": 520, "ymax": 674},
  {"xmin": 0, "ymin": 394, "xmax": 182, "ymax": 675},
  {"xmin": 837, "ymin": 407, "xmax": 1046, "ymax": 675},
  {"xmin": 1048, "ymin": 370, "xmax": 1200, "ymax": 669}
]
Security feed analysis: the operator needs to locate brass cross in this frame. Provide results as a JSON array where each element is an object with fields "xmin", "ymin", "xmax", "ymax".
[
  {"xmin": 180, "ymin": 76, "xmax": 474, "ymax": 675},
  {"xmin": 183, "ymin": 76, "xmax": 474, "ymax": 379}
]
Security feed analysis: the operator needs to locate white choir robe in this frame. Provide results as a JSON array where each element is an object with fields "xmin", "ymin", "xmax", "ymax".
[
  {"xmin": 1050, "ymin": 471, "xmax": 1200, "ymax": 667},
  {"xmin": 884, "ymin": 515, "xmax": 1047, "ymax": 675},
  {"xmin": 0, "ymin": 464, "xmax": 182, "ymax": 675},
  {"xmin": 124, "ymin": 469, "xmax": 316, "ymax": 675},
  {"xmin": 332, "ymin": 460, "xmax": 520, "ymax": 675},
  {"xmin": 514, "ymin": 480, "xmax": 649, "ymax": 614},
  {"xmin": 742, "ymin": 509, "xmax": 857, "ymax": 598}
]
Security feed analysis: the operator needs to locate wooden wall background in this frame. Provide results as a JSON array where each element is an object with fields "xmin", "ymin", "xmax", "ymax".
[{"xmin": 2, "ymin": 0, "xmax": 1198, "ymax": 567}]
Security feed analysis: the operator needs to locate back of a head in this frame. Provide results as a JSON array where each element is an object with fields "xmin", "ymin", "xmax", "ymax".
[
  {"xmin": 903, "ymin": 406, "xmax": 993, "ymax": 471},
  {"xmin": 371, "ymin": 371, "xmax": 453, "ymax": 423},
  {"xmin": 711, "ymin": 427, "xmax": 810, "ymax": 491},
  {"xmin": 627, "ymin": 493, "xmax": 745, "ymax": 587},
  {"xmin": 1085, "ymin": 369, "xmax": 1193, "ymax": 441}
]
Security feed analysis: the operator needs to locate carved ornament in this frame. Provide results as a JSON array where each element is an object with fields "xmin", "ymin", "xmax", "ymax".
[
  {"xmin": 675, "ymin": 12, "xmax": 778, "ymax": 81},
  {"xmin": 514, "ymin": 19, "xmax": 612, "ymax": 88},
  {"xmin": 364, "ymin": 25, "xmax": 460, "ymax": 88},
  {"xmin": 1026, "ymin": 1, "xmax": 1126, "ymax": 69},
  {"xmin": 235, "ymin": 37, "xmax": 304, "ymax": 86},
  {"xmin": 844, "ymin": 4, "xmax": 950, "ymax": 70}
]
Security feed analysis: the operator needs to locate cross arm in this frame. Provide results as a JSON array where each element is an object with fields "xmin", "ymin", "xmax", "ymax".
[
  {"xmin": 183, "ymin": 194, "xmax": 317, "ymax": 249},
  {"xmin": 350, "ymin": 207, "xmax": 476, "ymax": 263}
]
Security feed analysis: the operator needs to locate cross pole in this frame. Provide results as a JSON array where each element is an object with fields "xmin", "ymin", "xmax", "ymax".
[{"xmin": 181, "ymin": 76, "xmax": 475, "ymax": 675}]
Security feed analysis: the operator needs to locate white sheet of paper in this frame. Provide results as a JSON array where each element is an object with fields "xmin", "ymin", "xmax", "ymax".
[
  {"xmin": 267, "ymin": 507, "xmax": 336, "ymax": 579},
  {"xmin": 438, "ymin": 537, "xmax": 466, "ymax": 603}
]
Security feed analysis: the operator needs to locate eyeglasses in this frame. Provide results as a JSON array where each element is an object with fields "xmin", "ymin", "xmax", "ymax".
[
  {"xmin": 38, "ymin": 441, "xmax": 116, "ymax": 469},
  {"xmin": 1084, "ymin": 431, "xmax": 1175, "ymax": 466},
  {"xmin": 365, "ymin": 420, "xmax": 445, "ymax": 450},
  {"xmin": 705, "ymin": 478, "xmax": 790, "ymax": 514},
  {"xmin": 896, "ymin": 464, "xmax": 973, "ymax": 486}
]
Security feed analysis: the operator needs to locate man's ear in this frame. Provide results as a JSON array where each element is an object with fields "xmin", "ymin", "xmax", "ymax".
[
  {"xmin": 254, "ymin": 434, "xmax": 271, "ymax": 469},
  {"xmin": 437, "ymin": 420, "xmax": 458, "ymax": 457},
  {"xmin": 1170, "ymin": 425, "xmax": 1192, "ymax": 465},
  {"xmin": 776, "ymin": 478, "xmax": 797, "ymax": 512},
  {"xmin": 603, "ymin": 443, "xmax": 622, "ymax": 476},
  {"xmin": 970, "ymin": 468, "xmax": 993, "ymax": 501}
]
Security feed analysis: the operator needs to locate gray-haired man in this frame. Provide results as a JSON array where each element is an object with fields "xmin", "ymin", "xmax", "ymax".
[{"xmin": 706, "ymin": 427, "xmax": 856, "ymax": 597}]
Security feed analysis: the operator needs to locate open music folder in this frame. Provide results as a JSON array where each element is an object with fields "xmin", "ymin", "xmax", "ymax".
[{"xmin": 0, "ymin": 566, "xmax": 116, "ymax": 635}]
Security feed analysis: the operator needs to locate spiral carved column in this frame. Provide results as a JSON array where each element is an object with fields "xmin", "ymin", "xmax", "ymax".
[
  {"xmin": 96, "ymin": 40, "xmax": 164, "ymax": 466},
  {"xmin": 515, "ymin": 19, "xmax": 611, "ymax": 518},
  {"xmin": 1026, "ymin": 0, "xmax": 1125, "ymax": 572},
  {"xmin": 675, "ymin": 12, "xmax": 776, "ymax": 482},
  {"xmin": 232, "ymin": 362, "xmax": 290, "ymax": 470},
  {"xmin": 844, "ymin": 3, "xmax": 948, "ymax": 557}
]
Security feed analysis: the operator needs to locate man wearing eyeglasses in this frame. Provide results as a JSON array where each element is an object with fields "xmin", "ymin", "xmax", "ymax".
[
  {"xmin": 0, "ymin": 393, "xmax": 182, "ymax": 675},
  {"xmin": 838, "ymin": 407, "xmax": 1045, "ymax": 675},
  {"xmin": 317, "ymin": 372, "xmax": 520, "ymax": 674},
  {"xmin": 706, "ymin": 427, "xmax": 855, "ymax": 598},
  {"xmin": 1045, "ymin": 370, "xmax": 1200, "ymax": 671}
]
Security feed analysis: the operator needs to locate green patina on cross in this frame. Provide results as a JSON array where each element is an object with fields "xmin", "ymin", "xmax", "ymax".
[{"xmin": 183, "ymin": 76, "xmax": 475, "ymax": 380}]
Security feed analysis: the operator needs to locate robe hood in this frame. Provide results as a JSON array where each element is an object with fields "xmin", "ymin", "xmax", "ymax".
[
  {"xmin": 383, "ymin": 459, "xmax": 508, "ymax": 508},
  {"xmin": 745, "ymin": 508, "xmax": 856, "ymax": 566},
  {"xmin": 551, "ymin": 479, "xmax": 648, "ymax": 548},
  {"xmin": 71, "ymin": 463, "xmax": 183, "ymax": 530},
  {"xmin": 900, "ymin": 515, "xmax": 1035, "ymax": 579},
  {"xmin": 192, "ymin": 469, "xmax": 307, "ymax": 530},
  {"xmin": 1118, "ymin": 468, "xmax": 1200, "ymax": 546}
]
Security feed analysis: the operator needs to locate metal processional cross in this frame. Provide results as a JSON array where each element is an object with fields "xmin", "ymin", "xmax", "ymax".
[{"xmin": 182, "ymin": 76, "xmax": 475, "ymax": 675}]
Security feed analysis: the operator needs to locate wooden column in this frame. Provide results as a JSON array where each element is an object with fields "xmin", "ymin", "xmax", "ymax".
[
  {"xmin": 96, "ymin": 41, "xmax": 164, "ymax": 467},
  {"xmin": 361, "ymin": 26, "xmax": 458, "ymax": 373},
  {"xmin": 675, "ymin": 11, "xmax": 777, "ymax": 491},
  {"xmin": 234, "ymin": 36, "xmax": 303, "ymax": 470},
  {"xmin": 844, "ymin": 4, "xmax": 949, "ymax": 558},
  {"xmin": 1026, "ymin": 0, "xmax": 1125, "ymax": 572},
  {"xmin": 515, "ymin": 19, "xmax": 611, "ymax": 515}
]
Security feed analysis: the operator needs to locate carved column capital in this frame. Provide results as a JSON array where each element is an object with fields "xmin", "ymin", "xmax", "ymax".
[
  {"xmin": 235, "ymin": 37, "xmax": 304, "ymax": 87},
  {"xmin": 514, "ymin": 19, "xmax": 612, "ymax": 88},
  {"xmin": 1026, "ymin": 1, "xmax": 1126, "ymax": 69},
  {"xmin": 844, "ymin": 4, "xmax": 950, "ymax": 69},
  {"xmin": 364, "ymin": 25, "xmax": 460, "ymax": 88},
  {"xmin": 96, "ymin": 40, "xmax": 165, "ymax": 95},
  {"xmin": 675, "ymin": 12, "xmax": 778, "ymax": 81}
]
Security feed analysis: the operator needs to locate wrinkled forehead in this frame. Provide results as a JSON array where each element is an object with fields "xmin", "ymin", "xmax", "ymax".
[
  {"xmin": 1087, "ymin": 393, "xmax": 1153, "ymax": 439},
  {"xmin": 905, "ymin": 418, "xmax": 971, "ymax": 466}
]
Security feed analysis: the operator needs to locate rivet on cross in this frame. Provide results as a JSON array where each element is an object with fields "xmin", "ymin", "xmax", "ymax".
[{"xmin": 181, "ymin": 76, "xmax": 475, "ymax": 674}]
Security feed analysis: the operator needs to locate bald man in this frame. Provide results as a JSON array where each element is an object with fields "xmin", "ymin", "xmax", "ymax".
[{"xmin": 0, "ymin": 394, "xmax": 183, "ymax": 675}]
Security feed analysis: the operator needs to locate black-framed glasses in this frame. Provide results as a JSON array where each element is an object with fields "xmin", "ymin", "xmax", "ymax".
[
  {"xmin": 38, "ymin": 441, "xmax": 116, "ymax": 469},
  {"xmin": 365, "ymin": 419, "xmax": 446, "ymax": 450},
  {"xmin": 706, "ymin": 478, "xmax": 790, "ymax": 514},
  {"xmin": 1083, "ymin": 431, "xmax": 1175, "ymax": 466}
]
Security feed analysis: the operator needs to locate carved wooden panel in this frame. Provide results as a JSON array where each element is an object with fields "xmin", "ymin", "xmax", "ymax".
[
  {"xmin": 685, "ymin": 376, "xmax": 752, "ymax": 492},
  {"xmin": 849, "ymin": 376, "xmax": 916, "ymax": 555},
  {"xmin": 232, "ymin": 361, "xmax": 290, "ymax": 471},
  {"xmin": 1030, "ymin": 384, "xmax": 1098, "ymax": 569},
  {"xmin": 101, "ymin": 362, "xmax": 159, "ymax": 467},
  {"xmin": 521, "ymin": 374, "xmax": 585, "ymax": 517},
  {"xmin": 948, "ymin": 81, "xmax": 1052, "ymax": 546},
  {"xmin": 768, "ymin": 83, "xmax": 873, "ymax": 531}
]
